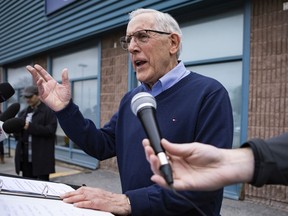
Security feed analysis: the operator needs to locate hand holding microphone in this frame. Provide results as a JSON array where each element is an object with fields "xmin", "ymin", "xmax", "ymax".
[{"xmin": 131, "ymin": 92, "xmax": 173, "ymax": 186}]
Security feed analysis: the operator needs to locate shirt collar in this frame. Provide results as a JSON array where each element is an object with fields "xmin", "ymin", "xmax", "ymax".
[{"xmin": 144, "ymin": 61, "xmax": 190, "ymax": 97}]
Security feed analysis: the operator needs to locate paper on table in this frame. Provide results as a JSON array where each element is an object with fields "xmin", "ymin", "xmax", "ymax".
[
  {"xmin": 0, "ymin": 194, "xmax": 113, "ymax": 216},
  {"xmin": 0, "ymin": 175, "xmax": 75, "ymax": 197}
]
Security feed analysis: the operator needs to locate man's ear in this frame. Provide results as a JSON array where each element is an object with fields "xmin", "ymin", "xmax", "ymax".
[{"xmin": 169, "ymin": 33, "xmax": 181, "ymax": 55}]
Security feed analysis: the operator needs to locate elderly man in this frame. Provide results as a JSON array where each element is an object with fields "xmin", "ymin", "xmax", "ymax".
[{"xmin": 26, "ymin": 8, "xmax": 233, "ymax": 216}]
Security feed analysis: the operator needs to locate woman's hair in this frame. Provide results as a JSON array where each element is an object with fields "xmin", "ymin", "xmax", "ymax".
[{"xmin": 129, "ymin": 8, "xmax": 182, "ymax": 57}]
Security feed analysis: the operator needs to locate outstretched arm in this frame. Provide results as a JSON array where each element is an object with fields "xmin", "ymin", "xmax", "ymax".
[
  {"xmin": 26, "ymin": 64, "xmax": 71, "ymax": 111},
  {"xmin": 143, "ymin": 138, "xmax": 254, "ymax": 191},
  {"xmin": 243, "ymin": 133, "xmax": 288, "ymax": 187}
]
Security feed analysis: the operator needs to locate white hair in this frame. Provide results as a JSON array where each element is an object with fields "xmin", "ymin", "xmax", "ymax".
[{"xmin": 129, "ymin": 8, "xmax": 182, "ymax": 57}]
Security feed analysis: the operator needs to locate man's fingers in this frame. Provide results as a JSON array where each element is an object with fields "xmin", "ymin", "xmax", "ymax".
[
  {"xmin": 149, "ymin": 154, "xmax": 162, "ymax": 175},
  {"xmin": 161, "ymin": 139, "xmax": 193, "ymax": 157},
  {"xmin": 144, "ymin": 145, "xmax": 154, "ymax": 161},
  {"xmin": 33, "ymin": 64, "xmax": 54, "ymax": 82},
  {"xmin": 73, "ymin": 200, "xmax": 96, "ymax": 209},
  {"xmin": 26, "ymin": 65, "xmax": 39, "ymax": 80},
  {"xmin": 61, "ymin": 68, "xmax": 70, "ymax": 86},
  {"xmin": 26, "ymin": 64, "xmax": 49, "ymax": 83},
  {"xmin": 60, "ymin": 190, "xmax": 76, "ymax": 199},
  {"xmin": 151, "ymin": 174, "xmax": 168, "ymax": 188},
  {"xmin": 143, "ymin": 139, "xmax": 156, "ymax": 161}
]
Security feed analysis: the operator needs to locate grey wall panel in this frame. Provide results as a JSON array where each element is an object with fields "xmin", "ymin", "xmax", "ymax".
[{"xmin": 0, "ymin": 0, "xmax": 199, "ymax": 64}]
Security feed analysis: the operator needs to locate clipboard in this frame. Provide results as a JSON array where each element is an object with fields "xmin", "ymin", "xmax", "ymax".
[
  {"xmin": 0, "ymin": 175, "xmax": 74, "ymax": 200},
  {"xmin": 0, "ymin": 175, "xmax": 113, "ymax": 215}
]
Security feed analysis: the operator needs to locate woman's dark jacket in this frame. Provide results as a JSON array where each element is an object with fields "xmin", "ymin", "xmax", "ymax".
[{"xmin": 14, "ymin": 102, "xmax": 57, "ymax": 176}]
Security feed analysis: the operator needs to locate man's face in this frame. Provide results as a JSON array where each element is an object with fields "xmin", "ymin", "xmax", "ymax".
[
  {"xmin": 126, "ymin": 13, "xmax": 178, "ymax": 88},
  {"xmin": 25, "ymin": 94, "xmax": 40, "ymax": 107}
]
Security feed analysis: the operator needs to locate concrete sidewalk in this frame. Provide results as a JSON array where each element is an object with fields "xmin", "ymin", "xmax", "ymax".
[{"xmin": 1, "ymin": 154, "xmax": 287, "ymax": 216}]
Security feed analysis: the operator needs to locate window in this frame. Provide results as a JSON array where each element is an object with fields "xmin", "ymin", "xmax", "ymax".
[
  {"xmin": 187, "ymin": 62, "xmax": 242, "ymax": 147},
  {"xmin": 180, "ymin": 10, "xmax": 243, "ymax": 61},
  {"xmin": 180, "ymin": 9, "xmax": 244, "ymax": 148},
  {"xmin": 52, "ymin": 47, "xmax": 99, "ymax": 149},
  {"xmin": 6, "ymin": 64, "xmax": 33, "ymax": 110},
  {"xmin": 52, "ymin": 47, "xmax": 99, "ymax": 80}
]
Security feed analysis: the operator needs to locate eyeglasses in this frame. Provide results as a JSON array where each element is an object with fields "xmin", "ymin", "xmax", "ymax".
[
  {"xmin": 24, "ymin": 95, "xmax": 33, "ymax": 99},
  {"xmin": 120, "ymin": 29, "xmax": 171, "ymax": 50}
]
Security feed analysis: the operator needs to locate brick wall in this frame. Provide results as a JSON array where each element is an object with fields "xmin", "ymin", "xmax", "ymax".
[
  {"xmin": 99, "ymin": 29, "xmax": 129, "ymax": 171},
  {"xmin": 246, "ymin": 0, "xmax": 288, "ymax": 209}
]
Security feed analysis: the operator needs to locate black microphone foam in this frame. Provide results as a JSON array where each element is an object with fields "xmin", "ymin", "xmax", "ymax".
[
  {"xmin": 131, "ymin": 92, "xmax": 173, "ymax": 186},
  {"xmin": 3, "ymin": 118, "xmax": 25, "ymax": 133},
  {"xmin": 0, "ymin": 103, "xmax": 20, "ymax": 122},
  {"xmin": 0, "ymin": 82, "xmax": 15, "ymax": 103}
]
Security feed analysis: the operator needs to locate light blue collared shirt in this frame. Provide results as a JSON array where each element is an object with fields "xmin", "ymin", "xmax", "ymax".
[{"xmin": 143, "ymin": 61, "xmax": 190, "ymax": 97}]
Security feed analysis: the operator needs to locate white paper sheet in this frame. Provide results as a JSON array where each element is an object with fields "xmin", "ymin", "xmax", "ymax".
[
  {"xmin": 0, "ymin": 175, "xmax": 74, "ymax": 196},
  {"xmin": 0, "ymin": 194, "xmax": 113, "ymax": 216}
]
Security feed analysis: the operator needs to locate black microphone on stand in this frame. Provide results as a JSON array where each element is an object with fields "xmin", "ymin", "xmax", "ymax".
[
  {"xmin": 0, "ymin": 82, "xmax": 15, "ymax": 103},
  {"xmin": 3, "ymin": 118, "xmax": 25, "ymax": 133},
  {"xmin": 131, "ymin": 92, "xmax": 173, "ymax": 186},
  {"xmin": 0, "ymin": 103, "xmax": 21, "ymax": 141},
  {"xmin": 0, "ymin": 103, "xmax": 20, "ymax": 122}
]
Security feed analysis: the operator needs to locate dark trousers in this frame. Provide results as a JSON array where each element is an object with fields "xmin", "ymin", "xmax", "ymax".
[
  {"xmin": 0, "ymin": 141, "xmax": 4, "ymax": 156},
  {"xmin": 0, "ymin": 141, "xmax": 4, "ymax": 163},
  {"xmin": 21, "ymin": 161, "xmax": 50, "ymax": 181}
]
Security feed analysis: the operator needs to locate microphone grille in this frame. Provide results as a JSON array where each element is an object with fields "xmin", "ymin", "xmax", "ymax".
[
  {"xmin": 131, "ymin": 92, "xmax": 156, "ymax": 116},
  {"xmin": 0, "ymin": 82, "xmax": 15, "ymax": 103},
  {"xmin": 0, "ymin": 102, "xmax": 20, "ymax": 122},
  {"xmin": 3, "ymin": 117, "xmax": 25, "ymax": 133}
]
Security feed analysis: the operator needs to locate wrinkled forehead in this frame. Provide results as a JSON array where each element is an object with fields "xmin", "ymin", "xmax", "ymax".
[{"xmin": 126, "ymin": 13, "xmax": 155, "ymax": 35}]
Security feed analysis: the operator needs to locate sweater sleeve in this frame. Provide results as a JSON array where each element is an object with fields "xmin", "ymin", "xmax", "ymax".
[
  {"xmin": 241, "ymin": 133, "xmax": 288, "ymax": 187},
  {"xmin": 55, "ymin": 100, "xmax": 117, "ymax": 160}
]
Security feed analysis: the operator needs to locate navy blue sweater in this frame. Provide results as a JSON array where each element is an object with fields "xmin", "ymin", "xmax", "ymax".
[{"xmin": 56, "ymin": 72, "xmax": 233, "ymax": 216}]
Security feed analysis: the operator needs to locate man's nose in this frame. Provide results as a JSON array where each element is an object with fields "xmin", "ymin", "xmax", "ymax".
[{"xmin": 127, "ymin": 37, "xmax": 139, "ymax": 52}]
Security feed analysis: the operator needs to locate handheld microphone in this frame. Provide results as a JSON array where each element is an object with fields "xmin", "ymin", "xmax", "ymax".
[
  {"xmin": 0, "ymin": 118, "xmax": 25, "ymax": 142},
  {"xmin": 3, "ymin": 118, "xmax": 25, "ymax": 133},
  {"xmin": 0, "ymin": 102, "xmax": 20, "ymax": 122},
  {"xmin": 131, "ymin": 92, "xmax": 173, "ymax": 186},
  {"xmin": 0, "ymin": 103, "xmax": 21, "ymax": 141},
  {"xmin": 0, "ymin": 82, "xmax": 15, "ymax": 103}
]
